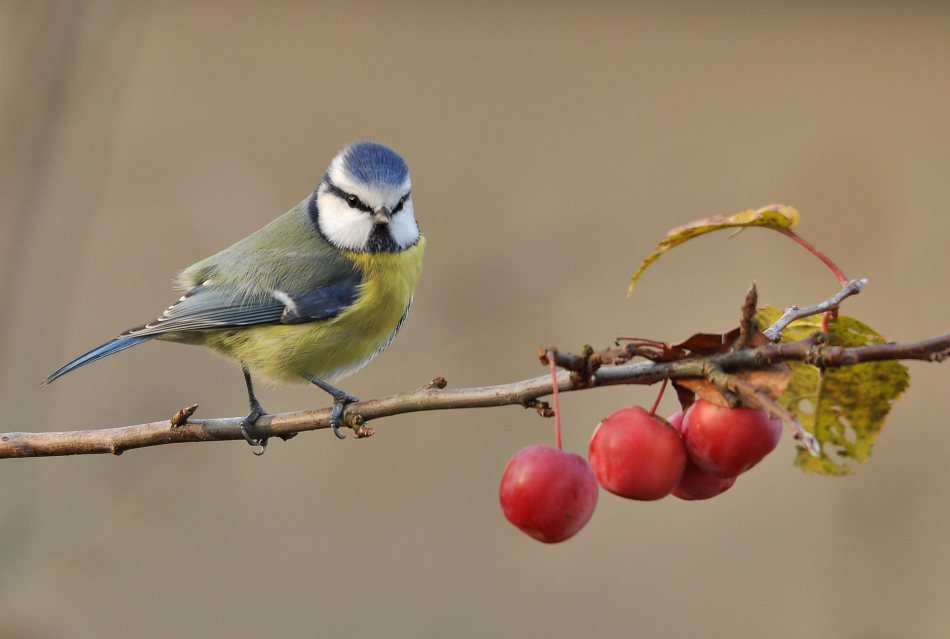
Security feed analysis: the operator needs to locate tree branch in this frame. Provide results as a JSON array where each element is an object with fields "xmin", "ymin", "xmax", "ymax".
[{"xmin": 4, "ymin": 328, "xmax": 950, "ymax": 459}]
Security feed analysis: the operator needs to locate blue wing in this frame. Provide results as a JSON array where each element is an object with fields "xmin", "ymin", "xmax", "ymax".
[
  {"xmin": 45, "ymin": 275, "xmax": 362, "ymax": 385},
  {"xmin": 120, "ymin": 285, "xmax": 286, "ymax": 336},
  {"xmin": 278, "ymin": 279, "xmax": 360, "ymax": 324},
  {"xmin": 121, "ymin": 274, "xmax": 361, "ymax": 337}
]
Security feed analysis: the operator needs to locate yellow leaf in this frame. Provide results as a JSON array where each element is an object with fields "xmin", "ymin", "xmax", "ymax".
[
  {"xmin": 629, "ymin": 205, "xmax": 800, "ymax": 294},
  {"xmin": 756, "ymin": 306, "xmax": 910, "ymax": 476}
]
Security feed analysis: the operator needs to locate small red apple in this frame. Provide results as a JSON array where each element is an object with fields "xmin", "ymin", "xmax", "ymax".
[
  {"xmin": 672, "ymin": 461, "xmax": 738, "ymax": 500},
  {"xmin": 666, "ymin": 411, "xmax": 737, "ymax": 500},
  {"xmin": 681, "ymin": 399, "xmax": 782, "ymax": 478},
  {"xmin": 588, "ymin": 406, "xmax": 686, "ymax": 501},
  {"xmin": 499, "ymin": 444, "xmax": 598, "ymax": 543}
]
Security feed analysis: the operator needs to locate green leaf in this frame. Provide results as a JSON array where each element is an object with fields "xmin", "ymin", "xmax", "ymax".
[
  {"xmin": 756, "ymin": 306, "xmax": 910, "ymax": 475},
  {"xmin": 629, "ymin": 205, "xmax": 800, "ymax": 294}
]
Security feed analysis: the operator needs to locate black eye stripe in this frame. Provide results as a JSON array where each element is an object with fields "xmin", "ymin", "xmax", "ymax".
[
  {"xmin": 325, "ymin": 182, "xmax": 372, "ymax": 213},
  {"xmin": 392, "ymin": 191, "xmax": 411, "ymax": 214},
  {"xmin": 324, "ymin": 182, "xmax": 411, "ymax": 215}
]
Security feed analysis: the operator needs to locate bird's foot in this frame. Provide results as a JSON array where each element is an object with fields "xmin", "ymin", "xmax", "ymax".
[
  {"xmin": 241, "ymin": 402, "xmax": 269, "ymax": 456},
  {"xmin": 329, "ymin": 391, "xmax": 360, "ymax": 439},
  {"xmin": 303, "ymin": 374, "xmax": 362, "ymax": 440}
]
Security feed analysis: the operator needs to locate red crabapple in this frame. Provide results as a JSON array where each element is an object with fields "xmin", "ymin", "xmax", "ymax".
[
  {"xmin": 667, "ymin": 412, "xmax": 737, "ymax": 500},
  {"xmin": 588, "ymin": 406, "xmax": 686, "ymax": 501},
  {"xmin": 499, "ymin": 445, "xmax": 598, "ymax": 543},
  {"xmin": 681, "ymin": 399, "xmax": 782, "ymax": 478}
]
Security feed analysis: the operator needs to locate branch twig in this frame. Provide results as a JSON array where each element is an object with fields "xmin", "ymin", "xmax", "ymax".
[
  {"xmin": 732, "ymin": 283, "xmax": 760, "ymax": 350},
  {"xmin": 763, "ymin": 278, "xmax": 867, "ymax": 342}
]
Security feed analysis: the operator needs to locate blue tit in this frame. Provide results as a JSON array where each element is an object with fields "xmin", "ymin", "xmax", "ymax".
[{"xmin": 44, "ymin": 141, "xmax": 424, "ymax": 453}]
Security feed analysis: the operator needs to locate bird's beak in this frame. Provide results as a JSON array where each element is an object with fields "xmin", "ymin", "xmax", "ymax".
[{"xmin": 373, "ymin": 206, "xmax": 392, "ymax": 225}]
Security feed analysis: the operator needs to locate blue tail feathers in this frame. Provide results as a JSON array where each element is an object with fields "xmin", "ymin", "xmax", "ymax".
[{"xmin": 43, "ymin": 335, "xmax": 154, "ymax": 385}]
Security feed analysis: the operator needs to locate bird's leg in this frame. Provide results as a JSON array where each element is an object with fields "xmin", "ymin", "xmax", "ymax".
[
  {"xmin": 240, "ymin": 365, "xmax": 268, "ymax": 456},
  {"xmin": 304, "ymin": 374, "xmax": 359, "ymax": 439}
]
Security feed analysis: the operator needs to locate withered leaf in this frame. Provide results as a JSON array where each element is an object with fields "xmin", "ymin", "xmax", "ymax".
[
  {"xmin": 676, "ymin": 363, "xmax": 792, "ymax": 407},
  {"xmin": 629, "ymin": 204, "xmax": 800, "ymax": 294}
]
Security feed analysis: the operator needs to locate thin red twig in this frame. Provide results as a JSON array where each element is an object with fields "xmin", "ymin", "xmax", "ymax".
[
  {"xmin": 547, "ymin": 350, "xmax": 562, "ymax": 451},
  {"xmin": 772, "ymin": 227, "xmax": 849, "ymax": 286},
  {"xmin": 649, "ymin": 378, "xmax": 668, "ymax": 416}
]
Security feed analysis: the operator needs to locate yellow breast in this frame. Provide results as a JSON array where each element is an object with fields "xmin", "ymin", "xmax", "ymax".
[{"xmin": 199, "ymin": 237, "xmax": 425, "ymax": 383}]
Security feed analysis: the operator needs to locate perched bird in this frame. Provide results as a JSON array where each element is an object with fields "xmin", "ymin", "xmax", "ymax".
[{"xmin": 44, "ymin": 141, "xmax": 424, "ymax": 454}]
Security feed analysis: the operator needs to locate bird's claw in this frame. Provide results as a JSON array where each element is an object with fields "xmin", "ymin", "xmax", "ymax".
[
  {"xmin": 303, "ymin": 374, "xmax": 362, "ymax": 440},
  {"xmin": 241, "ymin": 403, "xmax": 269, "ymax": 456},
  {"xmin": 329, "ymin": 392, "xmax": 360, "ymax": 439}
]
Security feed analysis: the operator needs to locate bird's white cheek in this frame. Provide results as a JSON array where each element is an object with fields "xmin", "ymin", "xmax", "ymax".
[
  {"xmin": 317, "ymin": 196, "xmax": 373, "ymax": 251},
  {"xmin": 389, "ymin": 203, "xmax": 420, "ymax": 250}
]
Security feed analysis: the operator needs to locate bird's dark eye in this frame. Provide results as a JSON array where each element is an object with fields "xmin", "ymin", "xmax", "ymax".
[
  {"xmin": 346, "ymin": 194, "xmax": 359, "ymax": 208},
  {"xmin": 393, "ymin": 193, "xmax": 410, "ymax": 214}
]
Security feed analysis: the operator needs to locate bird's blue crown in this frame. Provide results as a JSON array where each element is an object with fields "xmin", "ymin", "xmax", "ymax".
[{"xmin": 340, "ymin": 141, "xmax": 409, "ymax": 187}]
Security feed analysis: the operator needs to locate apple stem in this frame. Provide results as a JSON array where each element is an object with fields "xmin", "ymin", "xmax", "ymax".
[
  {"xmin": 547, "ymin": 350, "xmax": 562, "ymax": 451},
  {"xmin": 821, "ymin": 308, "xmax": 837, "ymax": 334},
  {"xmin": 649, "ymin": 378, "xmax": 668, "ymax": 416},
  {"xmin": 772, "ymin": 227, "xmax": 849, "ymax": 287}
]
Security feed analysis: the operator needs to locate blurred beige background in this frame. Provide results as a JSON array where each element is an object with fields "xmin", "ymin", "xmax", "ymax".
[{"xmin": 1, "ymin": 2, "xmax": 949, "ymax": 637}]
